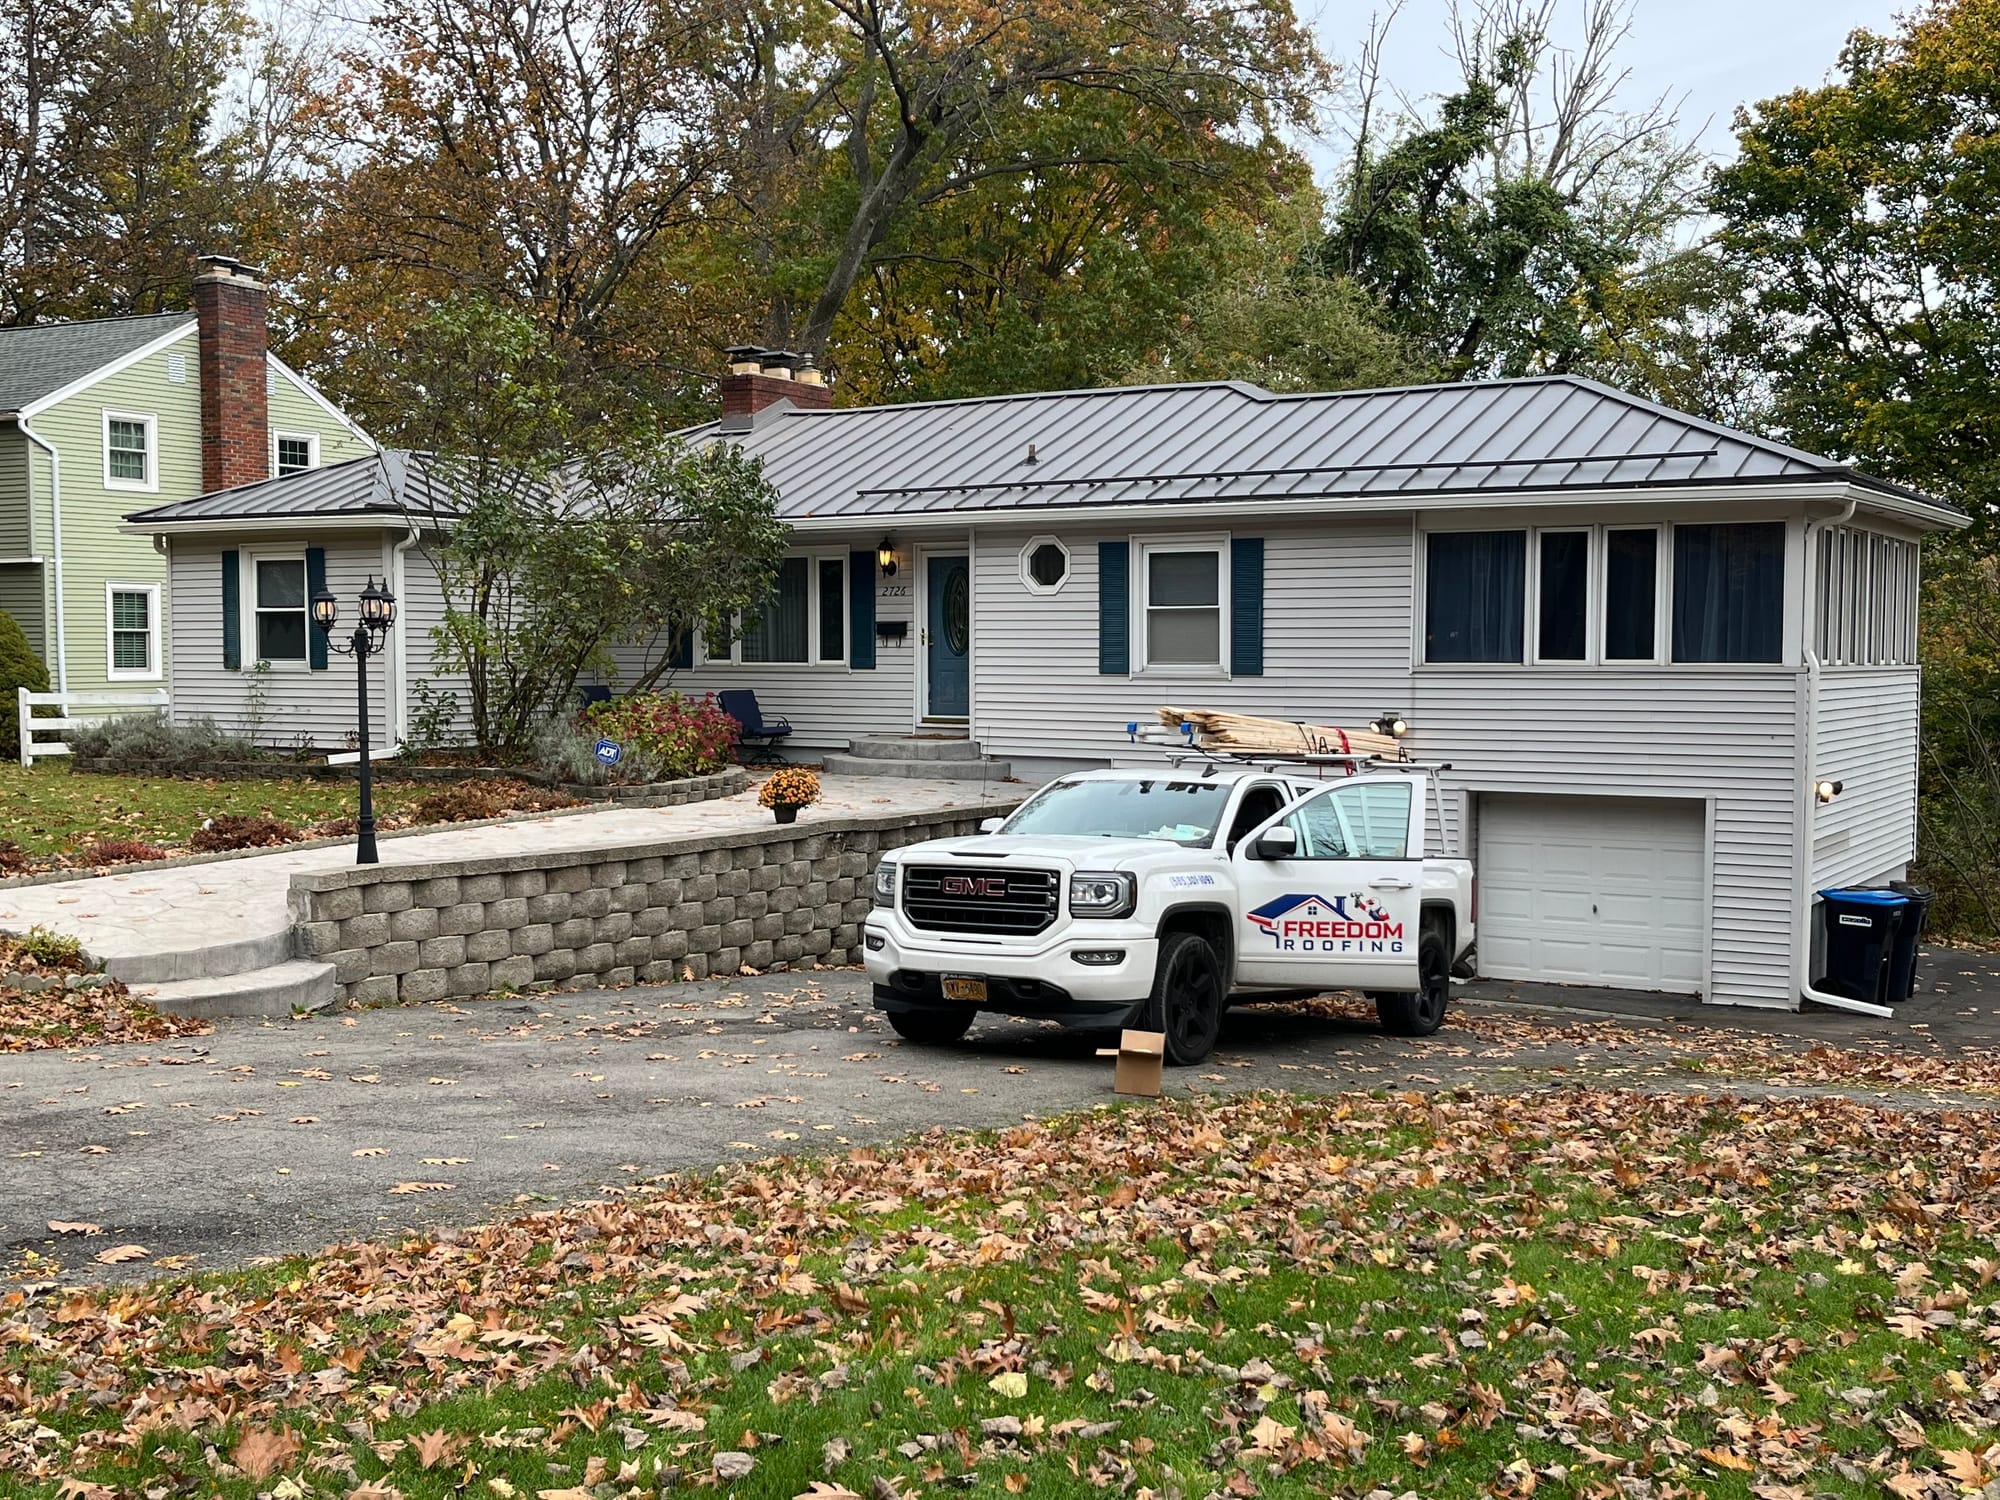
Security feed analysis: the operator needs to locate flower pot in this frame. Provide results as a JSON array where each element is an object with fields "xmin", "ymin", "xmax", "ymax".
[{"xmin": 771, "ymin": 803, "xmax": 801, "ymax": 825}]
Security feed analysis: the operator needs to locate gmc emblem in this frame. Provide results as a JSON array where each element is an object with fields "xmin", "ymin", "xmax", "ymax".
[{"xmin": 943, "ymin": 875, "xmax": 1007, "ymax": 897}]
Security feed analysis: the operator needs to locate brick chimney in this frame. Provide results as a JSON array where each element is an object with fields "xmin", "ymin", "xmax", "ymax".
[
  {"xmin": 192, "ymin": 254, "xmax": 270, "ymax": 492},
  {"xmin": 720, "ymin": 346, "xmax": 832, "ymax": 426}
]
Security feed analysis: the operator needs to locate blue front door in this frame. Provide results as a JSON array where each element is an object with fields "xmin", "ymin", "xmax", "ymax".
[{"xmin": 926, "ymin": 554, "xmax": 970, "ymax": 718}]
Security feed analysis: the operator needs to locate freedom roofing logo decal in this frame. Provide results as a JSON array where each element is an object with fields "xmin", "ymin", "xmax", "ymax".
[{"xmin": 1246, "ymin": 892, "xmax": 1406, "ymax": 955}]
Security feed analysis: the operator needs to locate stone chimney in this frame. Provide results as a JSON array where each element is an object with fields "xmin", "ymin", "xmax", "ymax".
[
  {"xmin": 192, "ymin": 254, "xmax": 270, "ymax": 492},
  {"xmin": 720, "ymin": 346, "xmax": 832, "ymax": 426}
]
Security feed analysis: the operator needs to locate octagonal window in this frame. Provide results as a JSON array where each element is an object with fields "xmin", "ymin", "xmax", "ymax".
[{"xmin": 1022, "ymin": 537, "xmax": 1070, "ymax": 593}]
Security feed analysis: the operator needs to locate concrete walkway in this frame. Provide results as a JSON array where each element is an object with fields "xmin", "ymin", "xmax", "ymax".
[{"xmin": 0, "ymin": 776, "xmax": 1005, "ymax": 983}]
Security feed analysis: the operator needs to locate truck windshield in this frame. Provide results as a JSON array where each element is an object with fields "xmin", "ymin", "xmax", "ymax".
[{"xmin": 999, "ymin": 778, "xmax": 1232, "ymax": 846}]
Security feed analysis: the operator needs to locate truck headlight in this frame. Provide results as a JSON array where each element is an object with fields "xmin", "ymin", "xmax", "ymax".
[
  {"xmin": 1068, "ymin": 871, "xmax": 1136, "ymax": 919},
  {"xmin": 872, "ymin": 859, "xmax": 899, "ymax": 908}
]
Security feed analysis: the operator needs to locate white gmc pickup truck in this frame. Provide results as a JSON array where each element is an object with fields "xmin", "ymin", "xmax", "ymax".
[{"xmin": 863, "ymin": 762, "xmax": 1475, "ymax": 1065}]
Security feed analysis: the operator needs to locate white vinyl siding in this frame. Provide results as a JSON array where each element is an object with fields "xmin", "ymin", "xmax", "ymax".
[
  {"xmin": 166, "ymin": 535, "xmax": 392, "ymax": 746},
  {"xmin": 1810, "ymin": 668, "xmax": 1919, "ymax": 891},
  {"xmin": 1478, "ymin": 794, "xmax": 1707, "ymax": 994}
]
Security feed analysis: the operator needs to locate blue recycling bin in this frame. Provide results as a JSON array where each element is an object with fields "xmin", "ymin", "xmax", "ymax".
[{"xmin": 1816, "ymin": 887, "xmax": 1909, "ymax": 1005}]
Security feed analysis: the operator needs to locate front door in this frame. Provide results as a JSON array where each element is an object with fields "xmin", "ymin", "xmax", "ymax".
[
  {"xmin": 1232, "ymin": 774, "xmax": 1424, "ymax": 994},
  {"xmin": 925, "ymin": 553, "xmax": 970, "ymax": 719}
]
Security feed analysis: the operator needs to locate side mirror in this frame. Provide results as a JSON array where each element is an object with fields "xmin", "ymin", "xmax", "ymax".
[
  {"xmin": 979, "ymin": 817, "xmax": 1006, "ymax": 834},
  {"xmin": 1251, "ymin": 825, "xmax": 1298, "ymax": 861}
]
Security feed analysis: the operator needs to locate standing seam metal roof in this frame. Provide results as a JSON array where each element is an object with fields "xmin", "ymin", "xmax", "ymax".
[{"xmin": 121, "ymin": 374, "xmax": 1956, "ymax": 528}]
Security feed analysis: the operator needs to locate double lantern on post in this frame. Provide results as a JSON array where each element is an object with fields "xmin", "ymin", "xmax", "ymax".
[{"xmin": 310, "ymin": 576, "xmax": 397, "ymax": 865}]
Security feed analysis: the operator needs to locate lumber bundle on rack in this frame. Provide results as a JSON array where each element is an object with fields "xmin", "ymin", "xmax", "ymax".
[{"xmin": 1158, "ymin": 707, "xmax": 1401, "ymax": 758}]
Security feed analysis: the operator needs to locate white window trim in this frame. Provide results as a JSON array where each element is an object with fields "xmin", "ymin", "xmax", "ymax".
[
  {"xmin": 1133, "ymin": 531, "xmax": 1230, "ymax": 677},
  {"xmin": 104, "ymin": 582, "xmax": 161, "ymax": 680},
  {"xmin": 101, "ymin": 409, "xmax": 158, "ymax": 493},
  {"xmin": 1019, "ymin": 534, "xmax": 1071, "ymax": 595},
  {"xmin": 698, "ymin": 550, "xmax": 850, "ymax": 669},
  {"xmin": 272, "ymin": 429, "xmax": 320, "ymax": 476},
  {"xmin": 1529, "ymin": 527, "xmax": 1594, "ymax": 666},
  {"xmin": 1600, "ymin": 524, "xmax": 1668, "ymax": 665},
  {"xmin": 244, "ymin": 550, "xmax": 312, "ymax": 670}
]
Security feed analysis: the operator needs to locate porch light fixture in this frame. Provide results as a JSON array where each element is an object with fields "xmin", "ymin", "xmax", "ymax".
[
  {"xmin": 1372, "ymin": 712, "xmax": 1410, "ymax": 740},
  {"xmin": 312, "ymin": 575, "xmax": 398, "ymax": 865},
  {"xmin": 1815, "ymin": 779, "xmax": 1845, "ymax": 804},
  {"xmin": 877, "ymin": 537, "xmax": 898, "ymax": 578}
]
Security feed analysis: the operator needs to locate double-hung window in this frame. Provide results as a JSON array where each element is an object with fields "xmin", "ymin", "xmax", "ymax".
[
  {"xmin": 707, "ymin": 554, "xmax": 847, "ymax": 666},
  {"xmin": 253, "ymin": 557, "xmax": 309, "ymax": 663},
  {"xmin": 105, "ymin": 584, "xmax": 160, "ymax": 679},
  {"xmin": 1139, "ymin": 539, "xmax": 1226, "ymax": 670},
  {"xmin": 102, "ymin": 410, "xmax": 157, "ymax": 491},
  {"xmin": 273, "ymin": 432, "xmax": 319, "ymax": 476}
]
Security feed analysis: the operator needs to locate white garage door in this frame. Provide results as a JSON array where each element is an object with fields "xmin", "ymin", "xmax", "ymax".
[{"xmin": 1477, "ymin": 795, "xmax": 1706, "ymax": 995}]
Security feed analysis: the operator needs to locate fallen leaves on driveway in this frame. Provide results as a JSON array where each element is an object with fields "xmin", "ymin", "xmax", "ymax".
[{"xmin": 0, "ymin": 977, "xmax": 210, "ymax": 1053}]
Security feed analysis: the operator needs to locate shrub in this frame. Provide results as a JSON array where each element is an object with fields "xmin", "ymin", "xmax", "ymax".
[
  {"xmin": 80, "ymin": 837, "xmax": 169, "ymax": 866},
  {"xmin": 407, "ymin": 777, "xmax": 577, "ymax": 824},
  {"xmin": 0, "ymin": 607, "xmax": 49, "ymax": 751},
  {"xmin": 67, "ymin": 713, "xmax": 258, "ymax": 770},
  {"xmin": 11, "ymin": 925, "xmax": 84, "ymax": 969},
  {"xmin": 758, "ymin": 766, "xmax": 821, "ymax": 808},
  {"xmin": 188, "ymin": 813, "xmax": 302, "ymax": 852},
  {"xmin": 580, "ymin": 691, "xmax": 739, "ymax": 780}
]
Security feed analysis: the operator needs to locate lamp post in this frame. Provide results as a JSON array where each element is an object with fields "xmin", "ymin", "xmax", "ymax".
[{"xmin": 312, "ymin": 576, "xmax": 397, "ymax": 865}]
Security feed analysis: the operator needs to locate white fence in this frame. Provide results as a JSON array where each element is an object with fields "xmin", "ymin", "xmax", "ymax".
[{"xmin": 17, "ymin": 688, "xmax": 170, "ymax": 766}]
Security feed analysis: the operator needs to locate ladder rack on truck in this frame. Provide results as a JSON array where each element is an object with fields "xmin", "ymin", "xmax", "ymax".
[{"xmin": 1124, "ymin": 721, "xmax": 1449, "ymax": 777}]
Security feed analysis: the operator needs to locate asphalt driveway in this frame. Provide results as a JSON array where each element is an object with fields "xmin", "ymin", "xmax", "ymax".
[{"xmin": 5, "ymin": 953, "xmax": 1996, "ymax": 1285}]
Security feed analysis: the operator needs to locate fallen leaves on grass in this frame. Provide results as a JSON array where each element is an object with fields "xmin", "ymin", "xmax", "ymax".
[
  {"xmin": 8, "ymin": 1088, "xmax": 2000, "ymax": 1499},
  {"xmin": 0, "ymin": 975, "xmax": 210, "ymax": 1053}
]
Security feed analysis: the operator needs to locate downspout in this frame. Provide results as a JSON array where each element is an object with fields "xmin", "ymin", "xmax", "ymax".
[
  {"xmin": 17, "ymin": 419, "xmax": 67, "ymax": 696},
  {"xmin": 388, "ymin": 515, "xmax": 421, "ymax": 747},
  {"xmin": 1796, "ymin": 499, "xmax": 1889, "ymax": 1015}
]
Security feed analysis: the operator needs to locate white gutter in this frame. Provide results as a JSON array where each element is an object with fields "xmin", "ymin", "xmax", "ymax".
[
  {"xmin": 119, "ymin": 514, "xmax": 399, "ymax": 537},
  {"xmin": 387, "ymin": 513, "xmax": 421, "ymax": 745},
  {"xmin": 17, "ymin": 419, "xmax": 68, "ymax": 695},
  {"xmin": 1794, "ymin": 498, "xmax": 1891, "ymax": 1016}
]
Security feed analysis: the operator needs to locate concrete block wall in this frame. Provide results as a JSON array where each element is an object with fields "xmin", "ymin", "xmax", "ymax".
[{"xmin": 286, "ymin": 802, "xmax": 1020, "ymax": 1006}]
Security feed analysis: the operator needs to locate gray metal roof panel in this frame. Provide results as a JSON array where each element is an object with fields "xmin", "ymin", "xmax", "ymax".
[{"xmin": 0, "ymin": 313, "xmax": 193, "ymax": 413}]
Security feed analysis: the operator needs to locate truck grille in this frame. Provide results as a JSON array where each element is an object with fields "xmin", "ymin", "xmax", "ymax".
[{"xmin": 903, "ymin": 865, "xmax": 1059, "ymax": 936}]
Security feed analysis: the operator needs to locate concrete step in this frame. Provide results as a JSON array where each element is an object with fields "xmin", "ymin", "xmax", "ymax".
[
  {"xmin": 132, "ymin": 960, "xmax": 337, "ymax": 1020},
  {"xmin": 101, "ymin": 926, "xmax": 296, "ymax": 985},
  {"xmin": 822, "ymin": 753, "xmax": 1011, "ymax": 781},
  {"xmin": 848, "ymin": 737, "xmax": 983, "ymax": 761}
]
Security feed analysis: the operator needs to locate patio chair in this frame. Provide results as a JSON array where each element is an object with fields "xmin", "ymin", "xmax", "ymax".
[{"xmin": 718, "ymin": 690, "xmax": 793, "ymax": 765}]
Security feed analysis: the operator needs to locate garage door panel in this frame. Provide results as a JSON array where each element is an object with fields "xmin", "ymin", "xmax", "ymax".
[{"xmin": 1478, "ymin": 795, "xmax": 1706, "ymax": 997}]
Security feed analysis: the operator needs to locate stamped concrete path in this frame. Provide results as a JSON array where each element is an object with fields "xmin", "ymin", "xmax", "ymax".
[{"xmin": 0, "ymin": 776, "xmax": 999, "ymax": 987}]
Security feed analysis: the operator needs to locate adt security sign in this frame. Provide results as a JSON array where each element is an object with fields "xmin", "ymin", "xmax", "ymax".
[{"xmin": 593, "ymin": 738, "xmax": 622, "ymax": 767}]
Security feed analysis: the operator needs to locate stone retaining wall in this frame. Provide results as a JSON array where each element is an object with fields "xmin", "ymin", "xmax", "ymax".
[{"xmin": 287, "ymin": 801, "xmax": 1019, "ymax": 1006}]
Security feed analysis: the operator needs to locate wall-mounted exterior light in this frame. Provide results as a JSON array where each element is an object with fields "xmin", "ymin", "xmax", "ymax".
[
  {"xmin": 1371, "ymin": 712, "xmax": 1410, "ymax": 739},
  {"xmin": 878, "ymin": 538, "xmax": 898, "ymax": 578},
  {"xmin": 1815, "ymin": 779, "xmax": 1845, "ymax": 803}
]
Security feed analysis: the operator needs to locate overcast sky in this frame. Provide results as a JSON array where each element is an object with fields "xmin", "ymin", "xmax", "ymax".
[{"xmin": 1299, "ymin": 0, "xmax": 1907, "ymax": 176}]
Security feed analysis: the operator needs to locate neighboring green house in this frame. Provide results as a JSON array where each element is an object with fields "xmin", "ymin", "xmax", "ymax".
[{"xmin": 0, "ymin": 256, "xmax": 370, "ymax": 699}]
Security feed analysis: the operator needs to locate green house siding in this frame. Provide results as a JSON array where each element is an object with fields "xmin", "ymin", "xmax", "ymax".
[
  {"xmin": 268, "ymin": 368, "xmax": 371, "ymax": 468},
  {"xmin": 20, "ymin": 332, "xmax": 370, "ymax": 697},
  {"xmin": 0, "ymin": 426, "xmax": 31, "ymax": 559}
]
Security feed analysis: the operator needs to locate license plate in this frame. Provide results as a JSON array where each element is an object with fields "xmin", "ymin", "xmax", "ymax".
[{"xmin": 941, "ymin": 975, "xmax": 987, "ymax": 1003}]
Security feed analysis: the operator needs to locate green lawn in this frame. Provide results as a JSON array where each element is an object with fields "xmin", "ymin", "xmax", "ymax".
[
  {"xmin": 5, "ymin": 1088, "xmax": 1994, "ymax": 1498},
  {"xmin": 0, "ymin": 762, "xmax": 476, "ymax": 863}
]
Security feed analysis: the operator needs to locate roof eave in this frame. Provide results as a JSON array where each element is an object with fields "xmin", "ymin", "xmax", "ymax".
[{"xmin": 120, "ymin": 512, "xmax": 410, "ymax": 536}]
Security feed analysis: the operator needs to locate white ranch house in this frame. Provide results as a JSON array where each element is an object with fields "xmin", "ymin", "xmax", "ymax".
[{"xmin": 123, "ymin": 368, "xmax": 1962, "ymax": 1012}]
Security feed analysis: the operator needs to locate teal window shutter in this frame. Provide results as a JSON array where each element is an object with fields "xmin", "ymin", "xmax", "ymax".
[
  {"xmin": 221, "ymin": 550, "xmax": 241, "ymax": 670},
  {"xmin": 1098, "ymin": 541, "xmax": 1129, "ymax": 674},
  {"xmin": 1230, "ymin": 538, "xmax": 1264, "ymax": 676},
  {"xmin": 848, "ymin": 550, "xmax": 876, "ymax": 669},
  {"xmin": 305, "ymin": 547, "xmax": 329, "ymax": 671}
]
